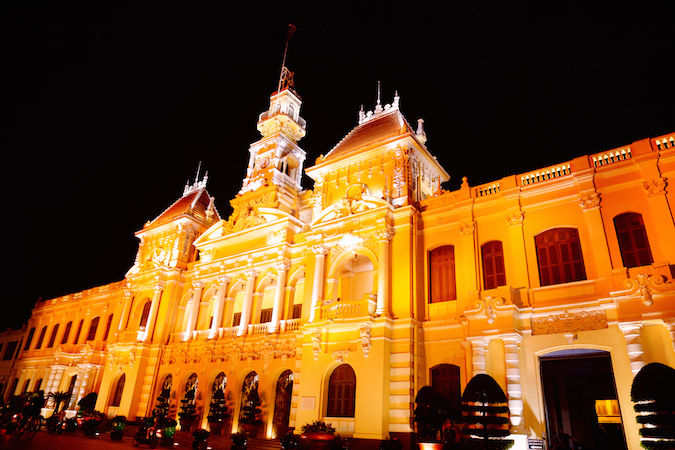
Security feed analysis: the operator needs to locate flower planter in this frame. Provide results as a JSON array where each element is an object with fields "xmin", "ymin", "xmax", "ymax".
[
  {"xmin": 180, "ymin": 418, "xmax": 196, "ymax": 432},
  {"xmin": 111, "ymin": 430, "xmax": 124, "ymax": 439},
  {"xmin": 209, "ymin": 422, "xmax": 223, "ymax": 435},
  {"xmin": 302, "ymin": 433, "xmax": 335, "ymax": 441}
]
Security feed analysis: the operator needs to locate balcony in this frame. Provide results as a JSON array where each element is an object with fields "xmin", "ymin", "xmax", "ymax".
[{"xmin": 319, "ymin": 295, "xmax": 376, "ymax": 321}]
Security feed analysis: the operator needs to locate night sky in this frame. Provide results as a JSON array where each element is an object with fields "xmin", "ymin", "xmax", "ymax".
[{"xmin": 3, "ymin": 2, "xmax": 673, "ymax": 331}]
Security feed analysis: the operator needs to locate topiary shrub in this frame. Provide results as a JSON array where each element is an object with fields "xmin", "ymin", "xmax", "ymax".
[
  {"xmin": 461, "ymin": 374, "xmax": 513, "ymax": 450},
  {"xmin": 631, "ymin": 362, "xmax": 675, "ymax": 450}
]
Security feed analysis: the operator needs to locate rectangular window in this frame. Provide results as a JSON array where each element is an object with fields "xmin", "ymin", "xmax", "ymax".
[
  {"xmin": 232, "ymin": 313, "xmax": 242, "ymax": 327},
  {"xmin": 292, "ymin": 304, "xmax": 302, "ymax": 319},
  {"xmin": 260, "ymin": 309, "xmax": 273, "ymax": 323},
  {"xmin": 429, "ymin": 245, "xmax": 457, "ymax": 303},
  {"xmin": 536, "ymin": 228, "xmax": 586, "ymax": 287},
  {"xmin": 482, "ymin": 241, "xmax": 506, "ymax": 290}
]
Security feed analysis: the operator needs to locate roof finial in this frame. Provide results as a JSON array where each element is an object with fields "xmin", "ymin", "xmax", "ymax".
[
  {"xmin": 375, "ymin": 81, "xmax": 383, "ymax": 113},
  {"xmin": 195, "ymin": 161, "xmax": 202, "ymax": 184}
]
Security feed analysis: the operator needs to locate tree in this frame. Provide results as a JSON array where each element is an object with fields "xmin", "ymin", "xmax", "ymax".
[
  {"xmin": 461, "ymin": 374, "xmax": 513, "ymax": 450},
  {"xmin": 631, "ymin": 363, "xmax": 675, "ymax": 450},
  {"xmin": 49, "ymin": 391, "xmax": 71, "ymax": 414},
  {"xmin": 414, "ymin": 386, "xmax": 448, "ymax": 442}
]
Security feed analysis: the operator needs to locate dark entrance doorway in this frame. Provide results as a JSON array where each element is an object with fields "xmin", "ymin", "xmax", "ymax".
[
  {"xmin": 272, "ymin": 370, "xmax": 294, "ymax": 438},
  {"xmin": 540, "ymin": 349, "xmax": 627, "ymax": 450}
]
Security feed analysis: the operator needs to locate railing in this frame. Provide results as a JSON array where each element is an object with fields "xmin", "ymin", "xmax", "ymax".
[
  {"xmin": 591, "ymin": 147, "xmax": 631, "ymax": 167},
  {"xmin": 655, "ymin": 135, "xmax": 674, "ymax": 150},
  {"xmin": 118, "ymin": 330, "xmax": 139, "ymax": 343},
  {"xmin": 249, "ymin": 323, "xmax": 270, "ymax": 335},
  {"xmin": 475, "ymin": 182, "xmax": 500, "ymax": 197},
  {"xmin": 520, "ymin": 163, "xmax": 571, "ymax": 186},
  {"xmin": 280, "ymin": 319, "xmax": 301, "ymax": 332},
  {"xmin": 218, "ymin": 327, "xmax": 238, "ymax": 338},
  {"xmin": 319, "ymin": 295, "xmax": 376, "ymax": 321}
]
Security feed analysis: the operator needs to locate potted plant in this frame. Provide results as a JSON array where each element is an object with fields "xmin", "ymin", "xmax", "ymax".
[
  {"xmin": 281, "ymin": 432, "xmax": 300, "ymax": 449},
  {"xmin": 207, "ymin": 388, "xmax": 230, "ymax": 435},
  {"xmin": 179, "ymin": 389, "xmax": 198, "ymax": 432},
  {"xmin": 300, "ymin": 420, "xmax": 336, "ymax": 444},
  {"xmin": 161, "ymin": 418, "xmax": 178, "ymax": 447},
  {"xmin": 82, "ymin": 410, "xmax": 105, "ymax": 436},
  {"xmin": 111, "ymin": 415, "xmax": 126, "ymax": 439},
  {"xmin": 239, "ymin": 388, "xmax": 262, "ymax": 437},
  {"xmin": 231, "ymin": 430, "xmax": 248, "ymax": 449},
  {"xmin": 379, "ymin": 435, "xmax": 403, "ymax": 450},
  {"xmin": 64, "ymin": 416, "xmax": 78, "ymax": 432},
  {"xmin": 192, "ymin": 428, "xmax": 211, "ymax": 450}
]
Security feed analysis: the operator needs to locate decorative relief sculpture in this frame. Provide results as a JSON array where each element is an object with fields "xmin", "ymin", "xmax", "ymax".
[
  {"xmin": 360, "ymin": 324, "xmax": 372, "ymax": 358},
  {"xmin": 531, "ymin": 309, "xmax": 608, "ymax": 335},
  {"xmin": 312, "ymin": 329, "xmax": 322, "ymax": 361},
  {"xmin": 643, "ymin": 177, "xmax": 667, "ymax": 197},
  {"xmin": 224, "ymin": 192, "xmax": 279, "ymax": 234},
  {"xmin": 332, "ymin": 350, "xmax": 350, "ymax": 363},
  {"xmin": 459, "ymin": 220, "xmax": 476, "ymax": 236},
  {"xmin": 505, "ymin": 211, "xmax": 525, "ymax": 226},
  {"xmin": 621, "ymin": 273, "xmax": 670, "ymax": 306},
  {"xmin": 579, "ymin": 192, "xmax": 601, "ymax": 211}
]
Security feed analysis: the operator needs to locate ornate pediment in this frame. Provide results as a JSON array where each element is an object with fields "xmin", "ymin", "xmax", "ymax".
[{"xmin": 311, "ymin": 190, "xmax": 390, "ymax": 227}]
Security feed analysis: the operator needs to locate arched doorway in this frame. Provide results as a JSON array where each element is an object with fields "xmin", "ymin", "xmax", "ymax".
[
  {"xmin": 272, "ymin": 370, "xmax": 294, "ymax": 438},
  {"xmin": 540, "ymin": 349, "xmax": 627, "ymax": 450}
]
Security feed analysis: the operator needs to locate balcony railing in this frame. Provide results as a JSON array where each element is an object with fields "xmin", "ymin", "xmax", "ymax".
[{"xmin": 319, "ymin": 295, "xmax": 376, "ymax": 321}]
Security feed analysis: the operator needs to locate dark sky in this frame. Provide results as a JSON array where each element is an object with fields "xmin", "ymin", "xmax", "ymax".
[{"xmin": 3, "ymin": 2, "xmax": 673, "ymax": 331}]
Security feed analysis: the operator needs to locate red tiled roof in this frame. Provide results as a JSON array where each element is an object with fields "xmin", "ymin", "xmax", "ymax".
[
  {"xmin": 324, "ymin": 109, "xmax": 413, "ymax": 161},
  {"xmin": 145, "ymin": 188, "xmax": 219, "ymax": 230}
]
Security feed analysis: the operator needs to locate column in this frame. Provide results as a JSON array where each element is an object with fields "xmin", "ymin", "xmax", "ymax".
[
  {"xmin": 44, "ymin": 366, "xmax": 66, "ymax": 403},
  {"xmin": 666, "ymin": 321, "xmax": 675, "ymax": 353},
  {"xmin": 620, "ymin": 322, "xmax": 646, "ymax": 376},
  {"xmin": 270, "ymin": 263, "xmax": 290, "ymax": 333},
  {"xmin": 185, "ymin": 280, "xmax": 204, "ymax": 337},
  {"xmin": 579, "ymin": 191, "xmax": 614, "ymax": 278},
  {"xmin": 238, "ymin": 269, "xmax": 259, "ymax": 336},
  {"xmin": 144, "ymin": 279, "xmax": 164, "ymax": 342},
  {"xmin": 308, "ymin": 245, "xmax": 328, "ymax": 323},
  {"xmin": 503, "ymin": 335, "xmax": 524, "ymax": 429},
  {"xmin": 75, "ymin": 364, "xmax": 93, "ymax": 405},
  {"xmin": 376, "ymin": 230, "xmax": 394, "ymax": 316},
  {"xmin": 209, "ymin": 275, "xmax": 230, "ymax": 338},
  {"xmin": 117, "ymin": 286, "xmax": 133, "ymax": 332},
  {"xmin": 469, "ymin": 338, "xmax": 488, "ymax": 376}
]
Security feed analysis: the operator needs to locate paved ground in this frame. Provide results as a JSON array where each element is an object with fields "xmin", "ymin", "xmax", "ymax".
[{"xmin": 0, "ymin": 425, "xmax": 242, "ymax": 450}]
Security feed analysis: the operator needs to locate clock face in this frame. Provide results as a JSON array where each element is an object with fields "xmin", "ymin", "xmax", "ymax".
[{"xmin": 260, "ymin": 157, "xmax": 269, "ymax": 169}]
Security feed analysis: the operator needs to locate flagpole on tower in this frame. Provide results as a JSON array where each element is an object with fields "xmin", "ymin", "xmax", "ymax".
[{"xmin": 277, "ymin": 23, "xmax": 297, "ymax": 95}]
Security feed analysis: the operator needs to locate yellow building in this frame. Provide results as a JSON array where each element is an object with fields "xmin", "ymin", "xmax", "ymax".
[{"xmin": 7, "ymin": 70, "xmax": 675, "ymax": 450}]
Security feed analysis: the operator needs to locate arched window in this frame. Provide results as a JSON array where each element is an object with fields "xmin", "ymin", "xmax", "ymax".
[
  {"xmin": 431, "ymin": 364, "xmax": 461, "ymax": 416},
  {"xmin": 327, "ymin": 364, "xmax": 356, "ymax": 417},
  {"xmin": 139, "ymin": 301, "xmax": 152, "ymax": 330},
  {"xmin": 103, "ymin": 314, "xmax": 114, "ymax": 341},
  {"xmin": 614, "ymin": 213, "xmax": 654, "ymax": 268},
  {"xmin": 535, "ymin": 228, "xmax": 586, "ymax": 286},
  {"xmin": 86, "ymin": 317, "xmax": 100, "ymax": 342},
  {"xmin": 482, "ymin": 241, "xmax": 506, "ymax": 290},
  {"xmin": 111, "ymin": 374, "xmax": 126, "ymax": 407},
  {"xmin": 61, "ymin": 321, "xmax": 73, "ymax": 344},
  {"xmin": 429, "ymin": 245, "xmax": 456, "ymax": 303},
  {"xmin": 35, "ymin": 326, "xmax": 48, "ymax": 349},
  {"xmin": 23, "ymin": 327, "xmax": 35, "ymax": 350},
  {"xmin": 47, "ymin": 324, "xmax": 60, "ymax": 348},
  {"xmin": 73, "ymin": 320, "xmax": 84, "ymax": 344},
  {"xmin": 213, "ymin": 372, "xmax": 227, "ymax": 393}
]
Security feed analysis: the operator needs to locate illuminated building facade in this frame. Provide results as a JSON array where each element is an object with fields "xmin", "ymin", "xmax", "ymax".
[{"xmin": 6, "ymin": 72, "xmax": 675, "ymax": 450}]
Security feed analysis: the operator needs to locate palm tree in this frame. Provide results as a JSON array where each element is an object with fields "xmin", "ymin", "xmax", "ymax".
[{"xmin": 48, "ymin": 391, "xmax": 71, "ymax": 415}]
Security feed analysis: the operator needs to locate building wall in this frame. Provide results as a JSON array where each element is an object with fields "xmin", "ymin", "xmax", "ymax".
[{"xmin": 9, "ymin": 85, "xmax": 675, "ymax": 450}]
